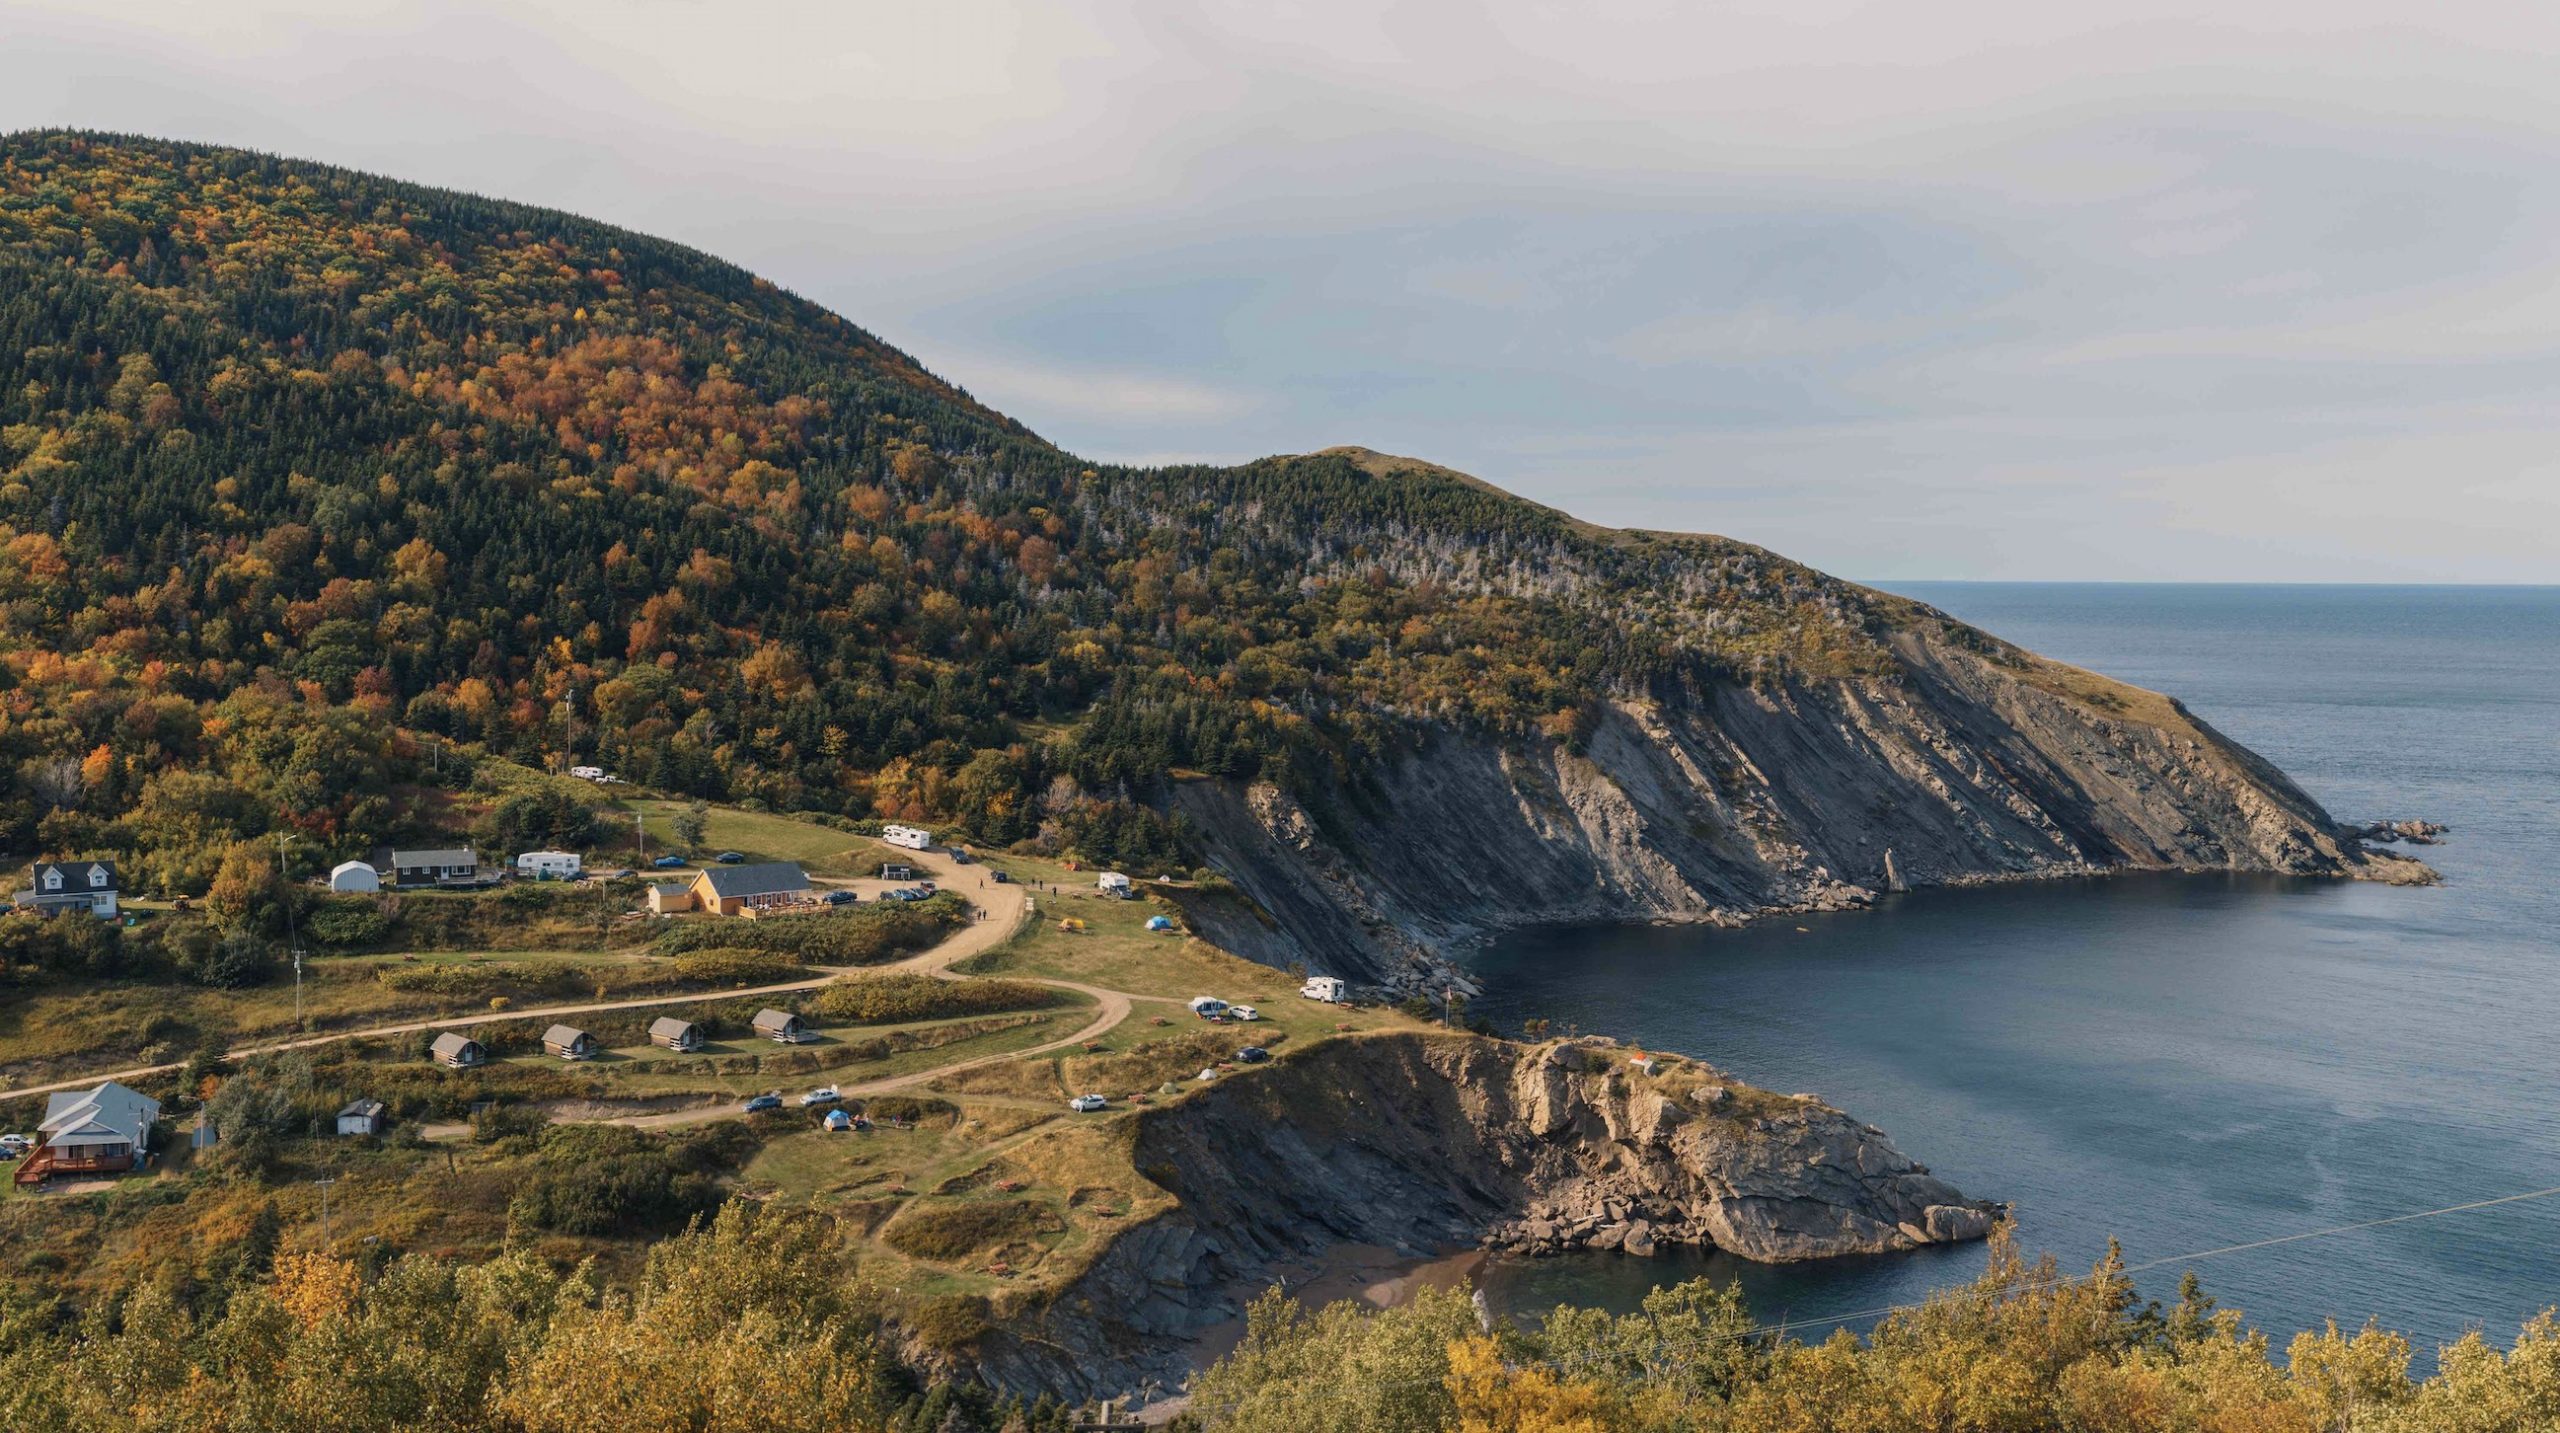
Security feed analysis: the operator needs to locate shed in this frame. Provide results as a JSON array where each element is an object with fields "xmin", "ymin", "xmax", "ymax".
[
  {"xmin": 429, "ymin": 1032, "xmax": 487, "ymax": 1068},
  {"xmin": 646, "ymin": 882, "xmax": 695, "ymax": 914},
  {"xmin": 335, "ymin": 1099, "xmax": 388, "ymax": 1137},
  {"xmin": 649, "ymin": 1017, "xmax": 704, "ymax": 1052},
  {"xmin": 752, "ymin": 1008, "xmax": 811, "ymax": 1044},
  {"xmin": 542, "ymin": 1025, "xmax": 598, "ymax": 1060},
  {"xmin": 328, "ymin": 860, "xmax": 381, "ymax": 893}
]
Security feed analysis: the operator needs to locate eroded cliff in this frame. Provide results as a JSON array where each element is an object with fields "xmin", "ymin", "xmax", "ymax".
[
  {"xmin": 1175, "ymin": 623, "xmax": 2429, "ymax": 990},
  {"xmin": 970, "ymin": 1032, "xmax": 1996, "ymax": 1396}
]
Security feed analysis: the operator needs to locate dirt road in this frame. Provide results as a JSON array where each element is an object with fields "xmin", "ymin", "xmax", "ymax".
[{"xmin": 0, "ymin": 838, "xmax": 1044, "ymax": 1107}]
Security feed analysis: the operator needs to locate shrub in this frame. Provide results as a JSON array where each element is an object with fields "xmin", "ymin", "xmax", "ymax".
[
  {"xmin": 305, "ymin": 900, "xmax": 394, "ymax": 948},
  {"xmin": 809, "ymin": 973, "xmax": 1060, "ymax": 1025},
  {"xmin": 669, "ymin": 947, "xmax": 810, "ymax": 986},
  {"xmin": 880, "ymin": 1198, "xmax": 1062, "ymax": 1261},
  {"xmin": 471, "ymin": 1104, "xmax": 549, "ymax": 1144},
  {"xmin": 653, "ymin": 895, "xmax": 964, "ymax": 966},
  {"xmin": 505, "ymin": 1124, "xmax": 749, "ymax": 1237}
]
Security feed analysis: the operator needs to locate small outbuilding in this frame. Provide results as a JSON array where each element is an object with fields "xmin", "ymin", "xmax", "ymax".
[
  {"xmin": 649, "ymin": 1017, "xmax": 704, "ymax": 1052},
  {"xmin": 645, "ymin": 882, "xmax": 695, "ymax": 914},
  {"xmin": 328, "ymin": 860, "xmax": 381, "ymax": 893},
  {"xmin": 542, "ymin": 1025, "xmax": 598, "ymax": 1061},
  {"xmin": 752, "ymin": 1008, "xmax": 812, "ymax": 1044},
  {"xmin": 429, "ymin": 1032, "xmax": 487, "ymax": 1068},
  {"xmin": 335, "ymin": 1099, "xmax": 388, "ymax": 1137}
]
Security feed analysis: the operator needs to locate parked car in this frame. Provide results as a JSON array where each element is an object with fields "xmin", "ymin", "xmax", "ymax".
[
  {"xmin": 1229, "ymin": 1005, "xmax": 1261, "ymax": 1022},
  {"xmin": 1068, "ymin": 1094, "xmax": 1108, "ymax": 1112},
  {"xmin": 715, "ymin": 851, "xmax": 746, "ymax": 864},
  {"xmin": 0, "ymin": 1133, "xmax": 32, "ymax": 1152},
  {"xmin": 652, "ymin": 854, "xmax": 688, "ymax": 869},
  {"xmin": 990, "ymin": 870, "xmax": 1010, "ymax": 884},
  {"xmin": 915, "ymin": 881, "xmax": 937, "ymax": 894},
  {"xmin": 742, "ymin": 1093, "xmax": 783, "ymax": 1114},
  {"xmin": 821, "ymin": 889, "xmax": 858, "ymax": 905},
  {"xmin": 798, "ymin": 1085, "xmax": 842, "ymax": 1107},
  {"xmin": 1236, "ymin": 1046, "xmax": 1270, "ymax": 1064}
]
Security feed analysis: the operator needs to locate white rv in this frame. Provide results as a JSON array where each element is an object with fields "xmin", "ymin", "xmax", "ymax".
[
  {"xmin": 568, "ymin": 765, "xmax": 604, "ymax": 781},
  {"xmin": 1096, "ymin": 871, "xmax": 1134, "ymax": 898},
  {"xmin": 881, "ymin": 824, "xmax": 932, "ymax": 851},
  {"xmin": 1300, "ymin": 976, "xmax": 1347, "ymax": 1004},
  {"xmin": 514, "ymin": 850, "xmax": 582, "ymax": 880}
]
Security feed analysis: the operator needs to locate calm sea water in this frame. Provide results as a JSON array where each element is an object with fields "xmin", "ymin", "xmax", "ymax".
[{"xmin": 1460, "ymin": 583, "xmax": 2560, "ymax": 1356}]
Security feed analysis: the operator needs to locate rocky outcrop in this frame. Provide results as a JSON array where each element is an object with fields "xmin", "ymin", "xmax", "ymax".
[
  {"xmin": 1174, "ymin": 626, "xmax": 2422, "ymax": 989},
  {"xmin": 968, "ymin": 1033, "xmax": 1997, "ymax": 1398},
  {"xmin": 2354, "ymin": 818, "xmax": 2449, "ymax": 846}
]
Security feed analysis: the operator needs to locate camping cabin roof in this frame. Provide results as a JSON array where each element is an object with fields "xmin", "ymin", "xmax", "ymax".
[
  {"xmin": 429, "ymin": 1032, "xmax": 480, "ymax": 1058},
  {"xmin": 649, "ymin": 1016, "xmax": 698, "ymax": 1038},
  {"xmin": 541, "ymin": 1024, "xmax": 589, "ymax": 1046},
  {"xmin": 751, "ymin": 1007, "xmax": 802, "ymax": 1031},
  {"xmin": 698, "ymin": 862, "xmax": 813, "ymax": 899}
]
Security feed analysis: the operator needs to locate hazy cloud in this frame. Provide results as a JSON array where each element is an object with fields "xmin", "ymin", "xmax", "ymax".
[{"xmin": 4, "ymin": 0, "xmax": 2555, "ymax": 579}]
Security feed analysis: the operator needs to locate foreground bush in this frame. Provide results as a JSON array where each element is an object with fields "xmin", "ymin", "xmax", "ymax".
[{"xmin": 810, "ymin": 972, "xmax": 1062, "ymax": 1024}]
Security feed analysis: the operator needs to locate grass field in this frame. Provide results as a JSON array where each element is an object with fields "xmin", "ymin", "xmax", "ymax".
[{"xmin": 617, "ymin": 800, "xmax": 883, "ymax": 876}]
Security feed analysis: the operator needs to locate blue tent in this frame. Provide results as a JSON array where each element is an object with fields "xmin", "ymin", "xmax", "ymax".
[
  {"xmin": 823, "ymin": 1109, "xmax": 852, "ymax": 1131},
  {"xmin": 1146, "ymin": 915, "xmax": 1174, "ymax": 932}
]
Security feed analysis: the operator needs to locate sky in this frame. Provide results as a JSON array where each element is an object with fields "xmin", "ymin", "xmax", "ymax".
[{"xmin": 5, "ymin": 0, "xmax": 2558, "ymax": 582}]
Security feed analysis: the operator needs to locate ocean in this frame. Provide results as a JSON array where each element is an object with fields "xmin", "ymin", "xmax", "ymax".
[{"xmin": 1457, "ymin": 583, "xmax": 2560, "ymax": 1356}]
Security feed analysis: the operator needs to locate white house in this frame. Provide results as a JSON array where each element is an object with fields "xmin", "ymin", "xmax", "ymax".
[
  {"xmin": 1096, "ymin": 871, "xmax": 1133, "ymax": 898},
  {"xmin": 335, "ymin": 1099, "xmax": 387, "ymax": 1137},
  {"xmin": 23, "ymin": 1080, "xmax": 158, "ymax": 1183},
  {"xmin": 1300, "ymin": 976, "xmax": 1347, "ymax": 1004},
  {"xmin": 328, "ymin": 860, "xmax": 381, "ymax": 893},
  {"xmin": 16, "ymin": 860, "xmax": 119, "ymax": 919},
  {"xmin": 881, "ymin": 824, "xmax": 932, "ymax": 851},
  {"xmin": 514, "ymin": 850, "xmax": 582, "ymax": 880}
]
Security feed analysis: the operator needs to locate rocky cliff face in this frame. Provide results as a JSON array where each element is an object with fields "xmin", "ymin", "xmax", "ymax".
[
  {"xmin": 968, "ymin": 1033, "xmax": 1997, "ymax": 1397},
  {"xmin": 1175, "ymin": 624, "xmax": 2428, "ymax": 990}
]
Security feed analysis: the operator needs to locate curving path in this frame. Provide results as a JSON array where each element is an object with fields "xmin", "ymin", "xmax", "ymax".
[{"xmin": 0, "ymin": 838, "xmax": 1078, "ymax": 1107}]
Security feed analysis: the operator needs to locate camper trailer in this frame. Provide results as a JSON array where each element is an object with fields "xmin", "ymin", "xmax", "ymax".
[
  {"xmin": 881, "ymin": 824, "xmax": 932, "ymax": 851},
  {"xmin": 1096, "ymin": 871, "xmax": 1134, "ymax": 898},
  {"xmin": 514, "ymin": 850, "xmax": 582, "ymax": 881},
  {"xmin": 1299, "ymin": 976, "xmax": 1347, "ymax": 1004}
]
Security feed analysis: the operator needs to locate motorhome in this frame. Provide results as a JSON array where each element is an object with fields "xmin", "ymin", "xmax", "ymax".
[{"xmin": 1300, "ymin": 976, "xmax": 1347, "ymax": 1004}]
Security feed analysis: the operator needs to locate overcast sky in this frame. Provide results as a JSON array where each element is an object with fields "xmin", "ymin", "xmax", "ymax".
[{"xmin": 7, "ymin": 1, "xmax": 2557, "ymax": 581}]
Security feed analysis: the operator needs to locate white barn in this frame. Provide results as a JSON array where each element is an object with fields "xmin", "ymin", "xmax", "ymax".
[{"xmin": 328, "ymin": 860, "xmax": 381, "ymax": 893}]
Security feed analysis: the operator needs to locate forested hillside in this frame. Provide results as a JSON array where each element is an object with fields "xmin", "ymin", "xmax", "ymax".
[{"xmin": 0, "ymin": 130, "xmax": 1934, "ymax": 887}]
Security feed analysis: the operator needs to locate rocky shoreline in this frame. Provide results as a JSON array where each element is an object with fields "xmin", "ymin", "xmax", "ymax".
[{"xmin": 966, "ymin": 1032, "xmax": 1999, "ymax": 1398}]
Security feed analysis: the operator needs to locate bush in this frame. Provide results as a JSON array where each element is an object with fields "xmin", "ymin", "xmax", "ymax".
[
  {"xmin": 471, "ymin": 1103, "xmax": 549, "ymax": 1144},
  {"xmin": 668, "ymin": 947, "xmax": 810, "ymax": 986},
  {"xmin": 505, "ymin": 1124, "xmax": 748, "ymax": 1237},
  {"xmin": 305, "ymin": 899, "xmax": 394, "ymax": 947},
  {"xmin": 880, "ymin": 1197, "xmax": 1063, "ymax": 1261},
  {"xmin": 652, "ymin": 894, "xmax": 964, "ymax": 966},
  {"xmin": 810, "ymin": 973, "xmax": 1060, "ymax": 1025}
]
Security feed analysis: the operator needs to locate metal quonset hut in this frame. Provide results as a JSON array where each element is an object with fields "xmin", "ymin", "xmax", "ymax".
[{"xmin": 328, "ymin": 860, "xmax": 381, "ymax": 893}]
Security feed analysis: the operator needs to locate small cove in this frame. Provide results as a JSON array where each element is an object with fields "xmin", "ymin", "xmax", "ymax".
[{"xmin": 1439, "ymin": 584, "xmax": 2560, "ymax": 1351}]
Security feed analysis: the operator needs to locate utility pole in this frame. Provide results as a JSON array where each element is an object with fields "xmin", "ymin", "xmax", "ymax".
[
  {"xmin": 314, "ymin": 1175, "xmax": 340, "ymax": 1247},
  {"xmin": 279, "ymin": 836, "xmax": 305, "ymax": 1028},
  {"xmin": 635, "ymin": 808, "xmax": 646, "ymax": 869}
]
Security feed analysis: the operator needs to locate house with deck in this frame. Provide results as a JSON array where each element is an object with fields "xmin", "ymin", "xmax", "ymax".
[
  {"xmin": 17, "ymin": 1080, "xmax": 158, "ymax": 1186},
  {"xmin": 15, "ymin": 860, "xmax": 119, "ymax": 918}
]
